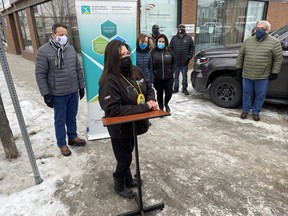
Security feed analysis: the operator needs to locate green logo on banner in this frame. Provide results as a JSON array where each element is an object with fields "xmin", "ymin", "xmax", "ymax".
[
  {"xmin": 81, "ymin": 6, "xmax": 91, "ymax": 14},
  {"xmin": 92, "ymin": 36, "xmax": 109, "ymax": 55}
]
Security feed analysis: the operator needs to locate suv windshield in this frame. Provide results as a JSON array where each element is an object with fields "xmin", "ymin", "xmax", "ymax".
[{"xmin": 270, "ymin": 25, "xmax": 288, "ymax": 38}]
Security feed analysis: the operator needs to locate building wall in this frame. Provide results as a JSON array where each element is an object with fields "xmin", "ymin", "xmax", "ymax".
[
  {"xmin": 181, "ymin": 0, "xmax": 197, "ymax": 39},
  {"xmin": 3, "ymin": 14, "xmax": 21, "ymax": 55},
  {"xmin": 266, "ymin": 2, "xmax": 288, "ymax": 31},
  {"xmin": 1, "ymin": 0, "xmax": 288, "ymax": 61}
]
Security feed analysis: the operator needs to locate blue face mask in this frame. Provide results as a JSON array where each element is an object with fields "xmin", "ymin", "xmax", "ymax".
[
  {"xmin": 157, "ymin": 42, "xmax": 165, "ymax": 49},
  {"xmin": 256, "ymin": 29, "xmax": 266, "ymax": 40},
  {"xmin": 139, "ymin": 43, "xmax": 148, "ymax": 50}
]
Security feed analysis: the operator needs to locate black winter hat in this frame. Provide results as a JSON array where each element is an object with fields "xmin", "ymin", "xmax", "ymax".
[{"xmin": 152, "ymin": 24, "xmax": 159, "ymax": 29}]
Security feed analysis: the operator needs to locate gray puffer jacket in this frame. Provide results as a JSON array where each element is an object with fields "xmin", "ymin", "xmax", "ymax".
[{"xmin": 35, "ymin": 42, "xmax": 85, "ymax": 96}]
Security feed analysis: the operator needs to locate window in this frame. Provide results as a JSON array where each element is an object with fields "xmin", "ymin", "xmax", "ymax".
[
  {"xmin": 18, "ymin": 9, "xmax": 33, "ymax": 52},
  {"xmin": 33, "ymin": 0, "xmax": 80, "ymax": 52},
  {"xmin": 195, "ymin": 0, "xmax": 267, "ymax": 53},
  {"xmin": 140, "ymin": 0, "xmax": 178, "ymax": 42}
]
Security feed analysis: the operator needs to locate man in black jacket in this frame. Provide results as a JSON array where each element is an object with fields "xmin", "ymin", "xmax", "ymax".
[{"xmin": 170, "ymin": 24, "xmax": 195, "ymax": 95}]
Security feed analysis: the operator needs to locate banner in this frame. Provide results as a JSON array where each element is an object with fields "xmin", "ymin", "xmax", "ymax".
[{"xmin": 75, "ymin": 0, "xmax": 137, "ymax": 140}]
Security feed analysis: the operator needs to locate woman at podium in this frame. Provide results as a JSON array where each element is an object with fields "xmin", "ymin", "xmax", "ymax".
[{"xmin": 99, "ymin": 40, "xmax": 158, "ymax": 199}]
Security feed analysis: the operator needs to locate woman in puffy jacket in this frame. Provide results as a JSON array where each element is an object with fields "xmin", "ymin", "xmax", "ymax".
[
  {"xmin": 150, "ymin": 34, "xmax": 176, "ymax": 112},
  {"xmin": 136, "ymin": 34, "xmax": 154, "ymax": 84}
]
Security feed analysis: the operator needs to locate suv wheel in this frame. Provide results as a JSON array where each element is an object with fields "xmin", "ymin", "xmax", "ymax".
[{"xmin": 209, "ymin": 76, "xmax": 242, "ymax": 108}]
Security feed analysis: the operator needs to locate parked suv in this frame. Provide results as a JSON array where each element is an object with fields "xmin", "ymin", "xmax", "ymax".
[{"xmin": 191, "ymin": 25, "xmax": 288, "ymax": 108}]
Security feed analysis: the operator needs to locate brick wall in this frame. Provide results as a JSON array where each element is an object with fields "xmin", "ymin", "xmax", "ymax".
[
  {"xmin": 181, "ymin": 0, "xmax": 197, "ymax": 39},
  {"xmin": 266, "ymin": 2, "xmax": 288, "ymax": 31}
]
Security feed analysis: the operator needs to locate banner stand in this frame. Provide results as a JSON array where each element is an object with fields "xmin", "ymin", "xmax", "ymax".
[{"xmin": 75, "ymin": 0, "xmax": 137, "ymax": 140}]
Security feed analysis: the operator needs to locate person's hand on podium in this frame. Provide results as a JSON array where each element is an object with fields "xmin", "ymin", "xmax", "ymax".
[{"xmin": 147, "ymin": 100, "xmax": 158, "ymax": 111}]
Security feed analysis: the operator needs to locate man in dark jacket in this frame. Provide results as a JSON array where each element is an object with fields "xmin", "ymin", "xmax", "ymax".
[
  {"xmin": 35, "ymin": 23, "xmax": 86, "ymax": 156},
  {"xmin": 170, "ymin": 24, "xmax": 195, "ymax": 95},
  {"xmin": 148, "ymin": 24, "xmax": 160, "ymax": 49}
]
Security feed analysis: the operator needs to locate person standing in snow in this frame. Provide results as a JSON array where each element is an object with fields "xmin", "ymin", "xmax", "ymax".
[
  {"xmin": 236, "ymin": 20, "xmax": 283, "ymax": 121},
  {"xmin": 99, "ymin": 40, "xmax": 157, "ymax": 199},
  {"xmin": 150, "ymin": 34, "xmax": 176, "ymax": 113},
  {"xmin": 170, "ymin": 24, "xmax": 195, "ymax": 95},
  {"xmin": 136, "ymin": 34, "xmax": 153, "ymax": 84},
  {"xmin": 35, "ymin": 23, "xmax": 86, "ymax": 157},
  {"xmin": 148, "ymin": 24, "xmax": 160, "ymax": 49}
]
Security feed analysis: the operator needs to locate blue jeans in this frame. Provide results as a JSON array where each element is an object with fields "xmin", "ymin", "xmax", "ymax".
[
  {"xmin": 53, "ymin": 92, "xmax": 78, "ymax": 148},
  {"xmin": 174, "ymin": 65, "xmax": 188, "ymax": 90},
  {"xmin": 242, "ymin": 78, "xmax": 269, "ymax": 115}
]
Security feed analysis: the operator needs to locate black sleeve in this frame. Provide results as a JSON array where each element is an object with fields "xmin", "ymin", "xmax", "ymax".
[
  {"xmin": 168, "ymin": 48, "xmax": 176, "ymax": 72},
  {"xmin": 188, "ymin": 37, "xmax": 195, "ymax": 60},
  {"xmin": 134, "ymin": 66, "xmax": 155, "ymax": 102},
  {"xmin": 146, "ymin": 81, "xmax": 156, "ymax": 101}
]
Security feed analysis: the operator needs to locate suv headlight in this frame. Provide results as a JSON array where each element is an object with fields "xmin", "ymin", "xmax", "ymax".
[{"xmin": 196, "ymin": 57, "xmax": 209, "ymax": 64}]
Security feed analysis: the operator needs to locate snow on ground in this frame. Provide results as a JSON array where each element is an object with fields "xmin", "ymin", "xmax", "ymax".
[{"xmin": 0, "ymin": 54, "xmax": 288, "ymax": 215}]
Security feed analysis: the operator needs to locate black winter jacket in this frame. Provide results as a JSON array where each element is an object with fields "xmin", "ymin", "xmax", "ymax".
[
  {"xmin": 150, "ymin": 47, "xmax": 176, "ymax": 81},
  {"xmin": 170, "ymin": 33, "xmax": 195, "ymax": 66},
  {"xmin": 99, "ymin": 66, "xmax": 156, "ymax": 138}
]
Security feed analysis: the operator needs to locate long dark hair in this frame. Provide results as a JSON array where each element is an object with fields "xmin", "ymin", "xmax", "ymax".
[{"xmin": 99, "ymin": 40, "xmax": 139, "ymax": 87}]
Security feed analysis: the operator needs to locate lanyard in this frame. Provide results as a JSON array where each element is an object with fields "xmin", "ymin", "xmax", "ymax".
[
  {"xmin": 120, "ymin": 73, "xmax": 143, "ymax": 95},
  {"xmin": 120, "ymin": 73, "xmax": 145, "ymax": 104}
]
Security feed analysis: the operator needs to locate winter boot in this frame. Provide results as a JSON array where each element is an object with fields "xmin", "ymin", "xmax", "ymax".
[
  {"xmin": 113, "ymin": 173, "xmax": 135, "ymax": 199},
  {"xmin": 165, "ymin": 104, "xmax": 170, "ymax": 113},
  {"xmin": 126, "ymin": 169, "xmax": 143, "ymax": 188}
]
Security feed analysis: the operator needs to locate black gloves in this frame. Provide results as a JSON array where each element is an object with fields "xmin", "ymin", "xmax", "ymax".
[
  {"xmin": 269, "ymin": 73, "xmax": 278, "ymax": 80},
  {"xmin": 44, "ymin": 94, "xmax": 53, "ymax": 108},
  {"xmin": 79, "ymin": 88, "xmax": 85, "ymax": 100},
  {"xmin": 236, "ymin": 69, "xmax": 242, "ymax": 79}
]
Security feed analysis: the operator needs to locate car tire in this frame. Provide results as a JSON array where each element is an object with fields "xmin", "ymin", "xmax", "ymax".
[{"xmin": 209, "ymin": 76, "xmax": 242, "ymax": 108}]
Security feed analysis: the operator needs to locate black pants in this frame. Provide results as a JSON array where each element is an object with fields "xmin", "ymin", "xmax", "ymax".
[
  {"xmin": 111, "ymin": 137, "xmax": 134, "ymax": 178},
  {"xmin": 154, "ymin": 78, "xmax": 174, "ymax": 108}
]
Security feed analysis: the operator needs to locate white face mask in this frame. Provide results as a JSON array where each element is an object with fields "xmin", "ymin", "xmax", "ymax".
[{"xmin": 55, "ymin": 35, "xmax": 67, "ymax": 46}]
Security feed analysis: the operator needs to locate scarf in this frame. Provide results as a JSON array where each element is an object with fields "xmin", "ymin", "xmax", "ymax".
[{"xmin": 49, "ymin": 36, "xmax": 67, "ymax": 68}]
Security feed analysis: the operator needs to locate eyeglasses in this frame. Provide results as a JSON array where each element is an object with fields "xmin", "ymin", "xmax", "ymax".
[
  {"xmin": 179, "ymin": 26, "xmax": 186, "ymax": 29},
  {"xmin": 256, "ymin": 27, "xmax": 266, "ymax": 30}
]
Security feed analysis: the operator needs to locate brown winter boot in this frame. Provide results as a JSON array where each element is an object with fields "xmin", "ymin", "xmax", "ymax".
[
  {"xmin": 68, "ymin": 137, "xmax": 86, "ymax": 146},
  {"xmin": 60, "ymin": 145, "xmax": 71, "ymax": 157}
]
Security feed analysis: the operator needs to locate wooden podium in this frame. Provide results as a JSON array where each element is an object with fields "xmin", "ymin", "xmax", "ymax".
[{"xmin": 102, "ymin": 109, "xmax": 170, "ymax": 216}]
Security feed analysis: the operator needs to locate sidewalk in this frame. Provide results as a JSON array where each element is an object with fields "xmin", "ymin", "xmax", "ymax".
[
  {"xmin": 1, "ymin": 52, "xmax": 288, "ymax": 216},
  {"xmin": 5, "ymin": 52, "xmax": 38, "ymax": 90}
]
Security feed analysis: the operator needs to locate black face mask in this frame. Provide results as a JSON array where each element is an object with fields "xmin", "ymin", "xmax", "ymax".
[
  {"xmin": 120, "ymin": 56, "xmax": 132, "ymax": 73},
  {"xmin": 179, "ymin": 29, "xmax": 185, "ymax": 34}
]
